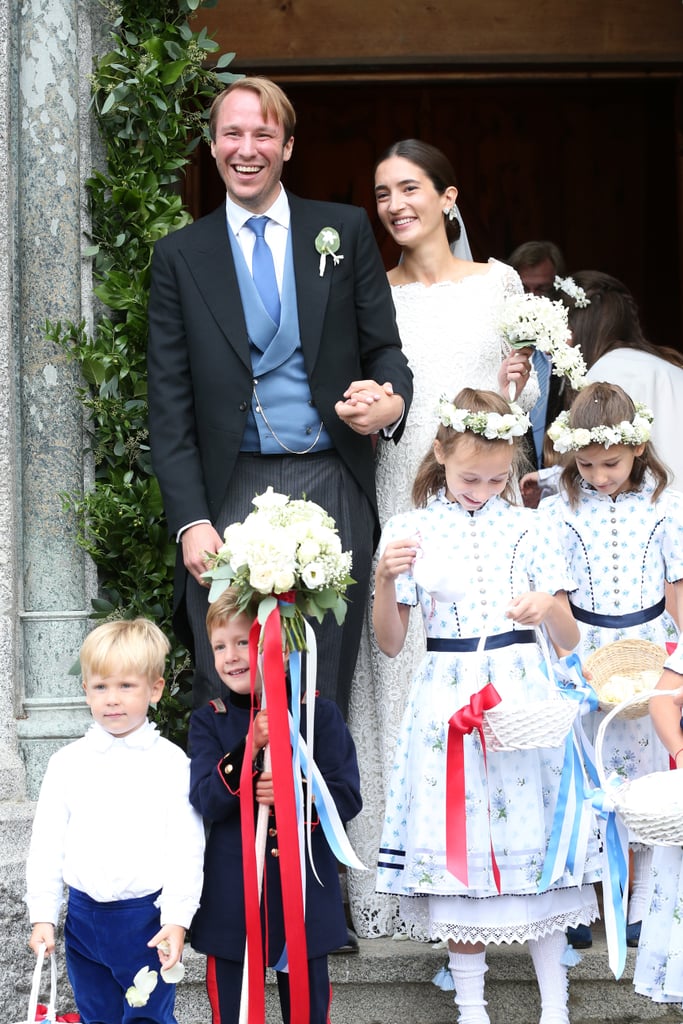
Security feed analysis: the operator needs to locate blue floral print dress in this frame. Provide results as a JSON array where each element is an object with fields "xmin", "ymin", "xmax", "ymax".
[
  {"xmin": 375, "ymin": 492, "xmax": 600, "ymax": 944},
  {"xmin": 540, "ymin": 474, "xmax": 683, "ymax": 783}
]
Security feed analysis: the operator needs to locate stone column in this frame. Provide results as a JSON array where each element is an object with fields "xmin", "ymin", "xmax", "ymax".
[
  {"xmin": 0, "ymin": 0, "xmax": 97, "ymax": 1014},
  {"xmin": 14, "ymin": 0, "xmax": 95, "ymax": 797}
]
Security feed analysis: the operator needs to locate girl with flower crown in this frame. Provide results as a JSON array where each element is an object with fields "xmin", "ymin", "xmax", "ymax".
[
  {"xmin": 540, "ymin": 380, "xmax": 683, "ymax": 949},
  {"xmin": 374, "ymin": 388, "xmax": 600, "ymax": 1024}
]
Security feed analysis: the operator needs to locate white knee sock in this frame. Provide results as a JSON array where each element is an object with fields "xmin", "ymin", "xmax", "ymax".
[
  {"xmin": 629, "ymin": 846, "xmax": 653, "ymax": 923},
  {"xmin": 448, "ymin": 950, "xmax": 490, "ymax": 1024},
  {"xmin": 527, "ymin": 930, "xmax": 569, "ymax": 1024}
]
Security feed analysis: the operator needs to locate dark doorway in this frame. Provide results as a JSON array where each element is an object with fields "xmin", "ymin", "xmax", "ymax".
[{"xmin": 189, "ymin": 75, "xmax": 682, "ymax": 349}]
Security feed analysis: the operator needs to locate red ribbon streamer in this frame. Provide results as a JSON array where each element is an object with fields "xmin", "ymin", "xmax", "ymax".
[
  {"xmin": 240, "ymin": 607, "xmax": 310, "ymax": 1024},
  {"xmin": 239, "ymin": 619, "xmax": 266, "ymax": 1023},
  {"xmin": 446, "ymin": 682, "xmax": 503, "ymax": 891}
]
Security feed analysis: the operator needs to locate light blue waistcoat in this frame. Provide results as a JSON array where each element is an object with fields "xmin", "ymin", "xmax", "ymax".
[{"xmin": 227, "ymin": 225, "xmax": 332, "ymax": 454}]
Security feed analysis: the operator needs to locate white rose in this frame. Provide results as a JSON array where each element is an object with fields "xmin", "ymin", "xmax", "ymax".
[
  {"xmin": 301, "ymin": 561, "xmax": 326, "ymax": 589},
  {"xmin": 298, "ymin": 537, "xmax": 321, "ymax": 563},
  {"xmin": 573, "ymin": 429, "xmax": 592, "ymax": 448},
  {"xmin": 273, "ymin": 569, "xmax": 296, "ymax": 592},
  {"xmin": 249, "ymin": 564, "xmax": 276, "ymax": 593}
]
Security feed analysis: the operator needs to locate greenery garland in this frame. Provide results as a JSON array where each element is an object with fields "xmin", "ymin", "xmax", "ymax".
[{"xmin": 48, "ymin": 0, "xmax": 238, "ymax": 744}]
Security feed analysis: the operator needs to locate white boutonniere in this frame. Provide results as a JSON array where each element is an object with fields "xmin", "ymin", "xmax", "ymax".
[{"xmin": 315, "ymin": 227, "xmax": 343, "ymax": 277}]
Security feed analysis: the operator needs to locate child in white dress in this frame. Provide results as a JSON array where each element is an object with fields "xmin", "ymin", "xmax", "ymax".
[
  {"xmin": 374, "ymin": 388, "xmax": 599, "ymax": 1024},
  {"xmin": 540, "ymin": 381, "xmax": 683, "ymax": 947},
  {"xmin": 633, "ymin": 644, "xmax": 683, "ymax": 1004}
]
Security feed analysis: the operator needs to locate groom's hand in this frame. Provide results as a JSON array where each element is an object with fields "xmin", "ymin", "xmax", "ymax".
[
  {"xmin": 335, "ymin": 379, "xmax": 404, "ymax": 435},
  {"xmin": 181, "ymin": 522, "xmax": 223, "ymax": 585}
]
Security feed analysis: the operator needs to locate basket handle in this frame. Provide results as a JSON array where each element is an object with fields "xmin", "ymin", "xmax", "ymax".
[
  {"xmin": 594, "ymin": 688, "xmax": 680, "ymax": 791},
  {"xmin": 475, "ymin": 626, "xmax": 554, "ymax": 696}
]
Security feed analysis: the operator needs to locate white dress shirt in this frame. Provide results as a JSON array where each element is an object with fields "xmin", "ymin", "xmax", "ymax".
[{"xmin": 25, "ymin": 719, "xmax": 205, "ymax": 928}]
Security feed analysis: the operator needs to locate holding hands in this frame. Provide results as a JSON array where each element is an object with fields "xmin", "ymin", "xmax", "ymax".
[{"xmin": 335, "ymin": 379, "xmax": 404, "ymax": 435}]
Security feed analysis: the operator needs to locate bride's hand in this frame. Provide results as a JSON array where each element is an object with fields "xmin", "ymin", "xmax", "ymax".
[{"xmin": 499, "ymin": 347, "xmax": 532, "ymax": 400}]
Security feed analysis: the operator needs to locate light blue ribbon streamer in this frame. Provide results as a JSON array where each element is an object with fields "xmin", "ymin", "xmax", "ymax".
[
  {"xmin": 537, "ymin": 653, "xmax": 597, "ymax": 889},
  {"xmin": 273, "ymin": 621, "xmax": 366, "ymax": 975},
  {"xmin": 538, "ymin": 732, "xmax": 585, "ymax": 890},
  {"xmin": 553, "ymin": 653, "xmax": 601, "ymax": 787},
  {"xmin": 589, "ymin": 784, "xmax": 629, "ymax": 979}
]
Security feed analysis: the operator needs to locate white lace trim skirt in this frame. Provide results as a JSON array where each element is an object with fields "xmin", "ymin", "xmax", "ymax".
[{"xmin": 401, "ymin": 884, "xmax": 598, "ymax": 945}]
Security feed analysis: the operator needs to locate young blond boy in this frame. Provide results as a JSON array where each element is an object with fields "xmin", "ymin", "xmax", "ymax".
[
  {"xmin": 26, "ymin": 618, "xmax": 205, "ymax": 1024},
  {"xmin": 188, "ymin": 588, "xmax": 362, "ymax": 1024}
]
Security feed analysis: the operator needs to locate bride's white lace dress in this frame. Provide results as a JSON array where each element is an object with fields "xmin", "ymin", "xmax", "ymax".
[{"xmin": 347, "ymin": 259, "xmax": 532, "ymax": 938}]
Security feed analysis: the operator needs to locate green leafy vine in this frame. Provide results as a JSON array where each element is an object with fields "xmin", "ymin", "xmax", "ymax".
[{"xmin": 50, "ymin": 0, "xmax": 239, "ymax": 745}]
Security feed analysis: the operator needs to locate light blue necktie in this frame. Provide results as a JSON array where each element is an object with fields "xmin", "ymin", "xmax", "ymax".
[
  {"xmin": 530, "ymin": 348, "xmax": 551, "ymax": 465},
  {"xmin": 247, "ymin": 216, "xmax": 280, "ymax": 325}
]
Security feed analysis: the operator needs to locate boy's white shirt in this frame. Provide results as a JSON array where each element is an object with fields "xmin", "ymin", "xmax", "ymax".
[{"xmin": 25, "ymin": 718, "xmax": 205, "ymax": 928}]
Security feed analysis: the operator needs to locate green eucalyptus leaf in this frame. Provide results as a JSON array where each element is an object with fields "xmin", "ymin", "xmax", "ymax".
[{"xmin": 257, "ymin": 595, "xmax": 277, "ymax": 623}]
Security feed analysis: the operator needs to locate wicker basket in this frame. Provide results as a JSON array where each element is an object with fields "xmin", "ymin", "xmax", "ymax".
[
  {"xmin": 583, "ymin": 639, "xmax": 667, "ymax": 719},
  {"xmin": 595, "ymin": 689, "xmax": 683, "ymax": 845},
  {"xmin": 482, "ymin": 697, "xmax": 579, "ymax": 752}
]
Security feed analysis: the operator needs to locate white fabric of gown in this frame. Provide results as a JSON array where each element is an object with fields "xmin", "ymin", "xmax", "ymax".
[{"xmin": 347, "ymin": 260, "xmax": 538, "ymax": 938}]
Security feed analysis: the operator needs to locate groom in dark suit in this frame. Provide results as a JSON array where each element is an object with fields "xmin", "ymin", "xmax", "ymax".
[{"xmin": 147, "ymin": 77, "xmax": 412, "ymax": 714}]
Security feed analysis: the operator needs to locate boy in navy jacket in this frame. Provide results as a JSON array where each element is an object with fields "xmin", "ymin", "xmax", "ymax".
[{"xmin": 189, "ymin": 587, "xmax": 362, "ymax": 1023}]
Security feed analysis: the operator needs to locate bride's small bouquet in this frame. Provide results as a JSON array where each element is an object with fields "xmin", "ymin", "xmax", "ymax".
[
  {"xmin": 497, "ymin": 292, "xmax": 588, "ymax": 390},
  {"xmin": 203, "ymin": 486, "xmax": 353, "ymax": 652}
]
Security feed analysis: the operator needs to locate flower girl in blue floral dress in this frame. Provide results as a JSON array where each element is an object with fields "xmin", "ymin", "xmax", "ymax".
[
  {"xmin": 540, "ymin": 381, "xmax": 683, "ymax": 947},
  {"xmin": 374, "ymin": 388, "xmax": 600, "ymax": 1024},
  {"xmin": 633, "ymin": 644, "xmax": 683, "ymax": 1005}
]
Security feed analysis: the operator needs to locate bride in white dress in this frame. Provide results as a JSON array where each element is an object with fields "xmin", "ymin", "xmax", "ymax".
[{"xmin": 347, "ymin": 139, "xmax": 537, "ymax": 938}]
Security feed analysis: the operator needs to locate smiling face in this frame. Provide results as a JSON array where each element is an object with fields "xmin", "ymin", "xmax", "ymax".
[
  {"xmin": 434, "ymin": 434, "xmax": 513, "ymax": 511},
  {"xmin": 374, "ymin": 154, "xmax": 456, "ymax": 248},
  {"xmin": 84, "ymin": 671, "xmax": 164, "ymax": 738},
  {"xmin": 573, "ymin": 442, "xmax": 645, "ymax": 499},
  {"xmin": 210, "ymin": 612, "xmax": 260, "ymax": 696},
  {"xmin": 210, "ymin": 87, "xmax": 294, "ymax": 213}
]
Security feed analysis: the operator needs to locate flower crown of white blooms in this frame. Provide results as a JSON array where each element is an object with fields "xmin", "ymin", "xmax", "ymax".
[
  {"xmin": 547, "ymin": 403, "xmax": 654, "ymax": 453},
  {"xmin": 554, "ymin": 275, "xmax": 591, "ymax": 308},
  {"xmin": 436, "ymin": 396, "xmax": 531, "ymax": 443}
]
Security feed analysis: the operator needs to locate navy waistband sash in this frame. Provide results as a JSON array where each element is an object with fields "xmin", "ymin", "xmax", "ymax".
[
  {"xmin": 569, "ymin": 598, "xmax": 666, "ymax": 629},
  {"xmin": 426, "ymin": 629, "xmax": 536, "ymax": 653}
]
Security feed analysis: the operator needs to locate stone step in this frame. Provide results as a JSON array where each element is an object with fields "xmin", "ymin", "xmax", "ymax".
[{"xmin": 174, "ymin": 922, "xmax": 683, "ymax": 1024}]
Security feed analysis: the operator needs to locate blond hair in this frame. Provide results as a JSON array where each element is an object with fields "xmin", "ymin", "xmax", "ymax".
[
  {"xmin": 209, "ymin": 77, "xmax": 296, "ymax": 143},
  {"xmin": 79, "ymin": 619, "xmax": 170, "ymax": 683},
  {"xmin": 206, "ymin": 587, "xmax": 257, "ymax": 639}
]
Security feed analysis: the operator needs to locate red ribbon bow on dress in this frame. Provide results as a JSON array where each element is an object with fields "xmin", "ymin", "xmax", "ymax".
[{"xmin": 446, "ymin": 682, "xmax": 502, "ymax": 891}]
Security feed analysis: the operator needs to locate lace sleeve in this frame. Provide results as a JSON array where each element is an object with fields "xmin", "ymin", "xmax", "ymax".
[{"xmin": 498, "ymin": 262, "xmax": 524, "ymax": 299}]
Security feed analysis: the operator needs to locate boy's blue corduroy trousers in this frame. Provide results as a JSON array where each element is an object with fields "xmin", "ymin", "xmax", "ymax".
[{"xmin": 65, "ymin": 887, "xmax": 177, "ymax": 1024}]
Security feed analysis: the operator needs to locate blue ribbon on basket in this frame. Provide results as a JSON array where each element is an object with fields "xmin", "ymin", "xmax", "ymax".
[
  {"xmin": 537, "ymin": 653, "xmax": 598, "ymax": 889},
  {"xmin": 588, "ymin": 781, "xmax": 629, "ymax": 979},
  {"xmin": 552, "ymin": 652, "xmax": 601, "ymax": 786}
]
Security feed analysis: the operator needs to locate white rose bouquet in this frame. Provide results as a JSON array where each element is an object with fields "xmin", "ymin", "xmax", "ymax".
[
  {"xmin": 497, "ymin": 292, "xmax": 588, "ymax": 390},
  {"xmin": 203, "ymin": 486, "xmax": 353, "ymax": 651}
]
